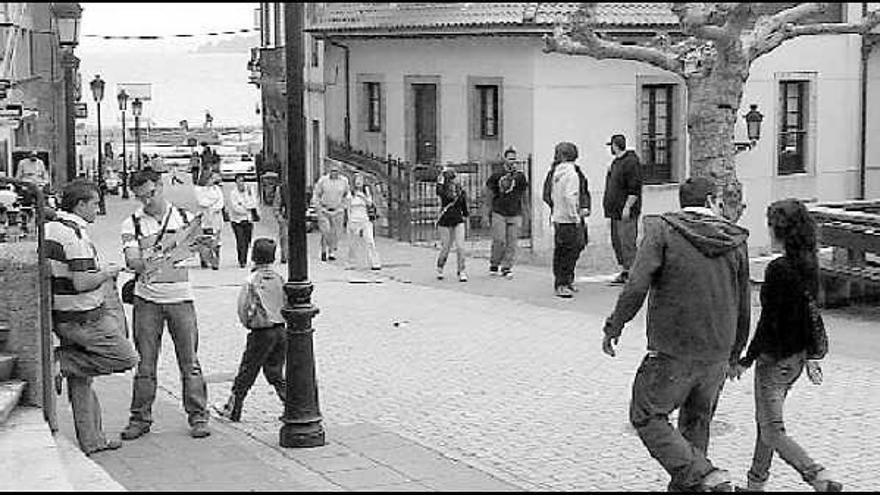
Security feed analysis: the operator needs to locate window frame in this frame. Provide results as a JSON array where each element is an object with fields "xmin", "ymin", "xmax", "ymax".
[
  {"xmin": 777, "ymin": 80, "xmax": 808, "ymax": 175},
  {"xmin": 640, "ymin": 83, "xmax": 676, "ymax": 185},
  {"xmin": 774, "ymin": 72, "xmax": 817, "ymax": 177},
  {"xmin": 476, "ymin": 84, "xmax": 499, "ymax": 140}
]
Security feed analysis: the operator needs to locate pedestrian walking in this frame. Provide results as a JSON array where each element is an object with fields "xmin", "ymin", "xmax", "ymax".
[
  {"xmin": 602, "ymin": 134, "xmax": 642, "ymax": 285},
  {"xmin": 120, "ymin": 169, "xmax": 211, "ymax": 440},
  {"xmin": 730, "ymin": 198, "xmax": 840, "ymax": 492},
  {"xmin": 485, "ymin": 146, "xmax": 529, "ymax": 279},
  {"xmin": 313, "ymin": 164, "xmax": 349, "ymax": 261},
  {"xmin": 547, "ymin": 142, "xmax": 589, "ymax": 298},
  {"xmin": 345, "ymin": 172, "xmax": 381, "ymax": 270},
  {"xmin": 193, "ymin": 172, "xmax": 225, "ymax": 270},
  {"xmin": 46, "ymin": 179, "xmax": 139, "ymax": 455},
  {"xmin": 216, "ymin": 238, "xmax": 287, "ymax": 422},
  {"xmin": 228, "ymin": 174, "xmax": 259, "ymax": 268},
  {"xmin": 601, "ymin": 176, "xmax": 751, "ymax": 492},
  {"xmin": 435, "ymin": 168, "xmax": 469, "ymax": 282}
]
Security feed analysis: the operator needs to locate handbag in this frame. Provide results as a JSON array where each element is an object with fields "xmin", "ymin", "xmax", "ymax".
[
  {"xmin": 804, "ymin": 289, "xmax": 829, "ymax": 360},
  {"xmin": 250, "ymin": 208, "xmax": 261, "ymax": 222},
  {"xmin": 121, "ymin": 276, "xmax": 137, "ymax": 304}
]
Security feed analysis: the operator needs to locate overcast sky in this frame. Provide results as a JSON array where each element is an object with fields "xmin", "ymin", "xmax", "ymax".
[{"xmin": 78, "ymin": 2, "xmax": 259, "ymax": 54}]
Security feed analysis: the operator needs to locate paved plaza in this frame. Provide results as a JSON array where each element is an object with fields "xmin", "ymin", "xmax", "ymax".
[{"xmin": 67, "ymin": 181, "xmax": 880, "ymax": 491}]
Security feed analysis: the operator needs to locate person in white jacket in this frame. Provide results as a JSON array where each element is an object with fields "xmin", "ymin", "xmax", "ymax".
[
  {"xmin": 345, "ymin": 173, "xmax": 381, "ymax": 270},
  {"xmin": 227, "ymin": 174, "xmax": 259, "ymax": 268},
  {"xmin": 550, "ymin": 142, "xmax": 587, "ymax": 298},
  {"xmin": 193, "ymin": 172, "xmax": 225, "ymax": 269}
]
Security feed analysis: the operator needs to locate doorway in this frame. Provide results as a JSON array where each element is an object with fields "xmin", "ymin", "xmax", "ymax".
[{"xmin": 404, "ymin": 76, "xmax": 440, "ymax": 166}]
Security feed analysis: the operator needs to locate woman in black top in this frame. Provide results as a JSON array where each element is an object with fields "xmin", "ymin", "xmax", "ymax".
[
  {"xmin": 732, "ymin": 198, "xmax": 838, "ymax": 492},
  {"xmin": 435, "ymin": 169, "xmax": 469, "ymax": 282}
]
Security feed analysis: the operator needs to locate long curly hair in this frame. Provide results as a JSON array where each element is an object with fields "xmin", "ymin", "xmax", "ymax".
[{"xmin": 767, "ymin": 198, "xmax": 819, "ymax": 294}]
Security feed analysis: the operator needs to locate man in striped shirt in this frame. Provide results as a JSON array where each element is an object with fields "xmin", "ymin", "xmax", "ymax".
[{"xmin": 46, "ymin": 179, "xmax": 139, "ymax": 455}]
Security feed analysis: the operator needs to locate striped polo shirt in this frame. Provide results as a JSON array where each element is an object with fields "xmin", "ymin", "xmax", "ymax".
[
  {"xmin": 121, "ymin": 202, "xmax": 194, "ymax": 304},
  {"xmin": 45, "ymin": 211, "xmax": 105, "ymax": 312}
]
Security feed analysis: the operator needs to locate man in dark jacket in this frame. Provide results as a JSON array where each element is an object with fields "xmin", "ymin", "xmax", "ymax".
[
  {"xmin": 602, "ymin": 134, "xmax": 642, "ymax": 284},
  {"xmin": 485, "ymin": 147, "xmax": 529, "ymax": 278},
  {"xmin": 601, "ymin": 176, "xmax": 750, "ymax": 492}
]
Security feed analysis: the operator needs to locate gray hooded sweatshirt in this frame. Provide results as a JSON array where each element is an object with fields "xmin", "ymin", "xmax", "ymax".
[{"xmin": 604, "ymin": 209, "xmax": 751, "ymax": 365}]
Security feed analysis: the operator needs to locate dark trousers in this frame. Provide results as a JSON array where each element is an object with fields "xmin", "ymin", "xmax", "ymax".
[
  {"xmin": 231, "ymin": 325, "xmax": 287, "ymax": 402},
  {"xmin": 231, "ymin": 220, "xmax": 254, "ymax": 267},
  {"xmin": 552, "ymin": 222, "xmax": 585, "ymax": 288},
  {"xmin": 611, "ymin": 216, "xmax": 639, "ymax": 271},
  {"xmin": 629, "ymin": 352, "xmax": 727, "ymax": 490}
]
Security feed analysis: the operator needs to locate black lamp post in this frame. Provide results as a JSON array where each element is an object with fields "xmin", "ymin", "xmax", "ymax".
[
  {"xmin": 53, "ymin": 2, "xmax": 82, "ymax": 185},
  {"xmin": 132, "ymin": 98, "xmax": 143, "ymax": 170},
  {"xmin": 280, "ymin": 2, "xmax": 325, "ymax": 449},
  {"xmin": 117, "ymin": 89, "xmax": 129, "ymax": 198},
  {"xmin": 90, "ymin": 74, "xmax": 106, "ymax": 214}
]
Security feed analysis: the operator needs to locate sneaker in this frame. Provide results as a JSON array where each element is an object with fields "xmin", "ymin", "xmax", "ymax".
[
  {"xmin": 328, "ymin": 253, "xmax": 337, "ymax": 261},
  {"xmin": 458, "ymin": 272, "xmax": 468, "ymax": 282},
  {"xmin": 555, "ymin": 286, "xmax": 573, "ymax": 298},
  {"xmin": 85, "ymin": 439, "xmax": 122, "ymax": 456},
  {"xmin": 190, "ymin": 422, "xmax": 211, "ymax": 438},
  {"xmin": 489, "ymin": 266, "xmax": 499, "ymax": 276},
  {"xmin": 370, "ymin": 266, "xmax": 382, "ymax": 271},
  {"xmin": 810, "ymin": 470, "xmax": 843, "ymax": 492},
  {"xmin": 699, "ymin": 469, "xmax": 733, "ymax": 492},
  {"xmin": 120, "ymin": 422, "xmax": 151, "ymax": 440},
  {"xmin": 567, "ymin": 284, "xmax": 579, "ymax": 293},
  {"xmin": 501, "ymin": 269, "xmax": 513, "ymax": 279},
  {"xmin": 436, "ymin": 267, "xmax": 444, "ymax": 280},
  {"xmin": 610, "ymin": 271, "xmax": 629, "ymax": 285}
]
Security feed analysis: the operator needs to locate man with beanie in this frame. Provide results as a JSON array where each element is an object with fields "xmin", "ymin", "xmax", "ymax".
[
  {"xmin": 601, "ymin": 176, "xmax": 751, "ymax": 492},
  {"xmin": 602, "ymin": 134, "xmax": 642, "ymax": 284}
]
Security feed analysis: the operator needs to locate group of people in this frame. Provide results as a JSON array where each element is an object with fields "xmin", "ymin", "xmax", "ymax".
[{"xmin": 46, "ymin": 169, "xmax": 291, "ymax": 456}]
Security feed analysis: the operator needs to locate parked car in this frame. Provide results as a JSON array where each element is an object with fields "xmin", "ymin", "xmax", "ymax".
[{"xmin": 219, "ymin": 153, "xmax": 257, "ymax": 181}]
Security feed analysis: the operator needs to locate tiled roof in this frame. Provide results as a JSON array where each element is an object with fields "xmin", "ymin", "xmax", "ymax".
[{"xmin": 310, "ymin": 3, "xmax": 681, "ymax": 33}]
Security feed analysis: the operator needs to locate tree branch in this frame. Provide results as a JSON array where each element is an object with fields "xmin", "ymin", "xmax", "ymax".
[
  {"xmin": 671, "ymin": 3, "xmax": 734, "ymax": 42},
  {"xmin": 543, "ymin": 24, "xmax": 682, "ymax": 74},
  {"xmin": 746, "ymin": 6, "xmax": 880, "ymax": 63}
]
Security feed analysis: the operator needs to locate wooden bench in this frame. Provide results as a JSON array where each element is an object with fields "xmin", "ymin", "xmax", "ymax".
[{"xmin": 808, "ymin": 200, "xmax": 880, "ymax": 307}]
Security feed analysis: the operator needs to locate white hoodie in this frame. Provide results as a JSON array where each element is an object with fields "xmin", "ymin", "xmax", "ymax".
[{"xmin": 550, "ymin": 161, "xmax": 580, "ymax": 224}]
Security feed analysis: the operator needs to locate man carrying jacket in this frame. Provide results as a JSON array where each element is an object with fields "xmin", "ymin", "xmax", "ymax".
[{"xmin": 601, "ymin": 176, "xmax": 750, "ymax": 492}]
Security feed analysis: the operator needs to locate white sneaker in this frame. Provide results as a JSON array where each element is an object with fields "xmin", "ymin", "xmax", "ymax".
[
  {"xmin": 436, "ymin": 267, "xmax": 444, "ymax": 280},
  {"xmin": 458, "ymin": 272, "xmax": 468, "ymax": 282}
]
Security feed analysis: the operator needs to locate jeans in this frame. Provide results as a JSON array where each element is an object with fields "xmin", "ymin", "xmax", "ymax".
[
  {"xmin": 231, "ymin": 325, "xmax": 287, "ymax": 402},
  {"xmin": 347, "ymin": 220, "xmax": 381, "ymax": 269},
  {"xmin": 129, "ymin": 297, "xmax": 209, "ymax": 427},
  {"xmin": 318, "ymin": 207, "xmax": 345, "ymax": 253},
  {"xmin": 611, "ymin": 216, "xmax": 639, "ymax": 270},
  {"xmin": 552, "ymin": 222, "xmax": 585, "ymax": 288},
  {"xmin": 231, "ymin": 220, "xmax": 254, "ymax": 266},
  {"xmin": 490, "ymin": 213, "xmax": 521, "ymax": 271},
  {"xmin": 437, "ymin": 223, "xmax": 466, "ymax": 273},
  {"xmin": 629, "ymin": 352, "xmax": 727, "ymax": 489},
  {"xmin": 748, "ymin": 352, "xmax": 824, "ymax": 485}
]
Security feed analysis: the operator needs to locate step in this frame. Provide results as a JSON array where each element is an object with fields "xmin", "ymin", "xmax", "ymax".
[
  {"xmin": 0, "ymin": 352, "xmax": 17, "ymax": 381},
  {"xmin": 0, "ymin": 379, "xmax": 26, "ymax": 424},
  {"xmin": 0, "ymin": 406, "xmax": 75, "ymax": 491}
]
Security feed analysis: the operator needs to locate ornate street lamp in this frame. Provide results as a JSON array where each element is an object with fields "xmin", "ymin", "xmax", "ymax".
[
  {"xmin": 131, "ymin": 98, "xmax": 143, "ymax": 170},
  {"xmin": 735, "ymin": 103, "xmax": 764, "ymax": 153},
  {"xmin": 53, "ymin": 2, "xmax": 82, "ymax": 184},
  {"xmin": 280, "ymin": 2, "xmax": 325, "ymax": 449},
  {"xmin": 53, "ymin": 3, "xmax": 82, "ymax": 48},
  {"xmin": 90, "ymin": 74, "xmax": 106, "ymax": 214},
  {"xmin": 117, "ymin": 89, "xmax": 129, "ymax": 198}
]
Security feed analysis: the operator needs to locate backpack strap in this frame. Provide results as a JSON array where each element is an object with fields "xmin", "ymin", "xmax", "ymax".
[{"xmin": 131, "ymin": 213, "xmax": 142, "ymax": 240}]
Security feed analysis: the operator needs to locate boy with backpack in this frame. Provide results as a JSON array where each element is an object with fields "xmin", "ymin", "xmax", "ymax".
[{"xmin": 216, "ymin": 238, "xmax": 288, "ymax": 421}]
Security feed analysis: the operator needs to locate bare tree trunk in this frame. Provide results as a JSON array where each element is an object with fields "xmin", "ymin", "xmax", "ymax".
[{"xmin": 686, "ymin": 67, "xmax": 747, "ymax": 222}]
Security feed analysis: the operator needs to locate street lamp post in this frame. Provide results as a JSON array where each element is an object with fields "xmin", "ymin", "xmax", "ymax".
[
  {"xmin": 117, "ymin": 89, "xmax": 129, "ymax": 198},
  {"xmin": 132, "ymin": 98, "xmax": 142, "ymax": 170},
  {"xmin": 53, "ymin": 2, "xmax": 82, "ymax": 185},
  {"xmin": 279, "ymin": 2, "xmax": 325, "ymax": 449},
  {"xmin": 90, "ymin": 74, "xmax": 106, "ymax": 215}
]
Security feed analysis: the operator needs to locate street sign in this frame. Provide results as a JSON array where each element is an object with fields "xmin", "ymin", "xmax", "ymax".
[
  {"xmin": 74, "ymin": 102, "xmax": 88, "ymax": 119},
  {"xmin": 0, "ymin": 104, "xmax": 22, "ymax": 118}
]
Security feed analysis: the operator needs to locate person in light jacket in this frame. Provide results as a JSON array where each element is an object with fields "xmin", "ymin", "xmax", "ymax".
[
  {"xmin": 345, "ymin": 173, "xmax": 381, "ymax": 270},
  {"xmin": 228, "ymin": 174, "xmax": 259, "ymax": 268},
  {"xmin": 193, "ymin": 172, "xmax": 225, "ymax": 269},
  {"xmin": 549, "ymin": 142, "xmax": 588, "ymax": 298}
]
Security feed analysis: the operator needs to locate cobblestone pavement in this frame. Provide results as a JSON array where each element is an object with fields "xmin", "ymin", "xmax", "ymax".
[{"xmin": 87, "ymin": 180, "xmax": 880, "ymax": 492}]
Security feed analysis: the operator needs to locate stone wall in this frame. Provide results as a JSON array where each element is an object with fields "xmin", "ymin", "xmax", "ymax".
[{"xmin": 0, "ymin": 242, "xmax": 46, "ymax": 406}]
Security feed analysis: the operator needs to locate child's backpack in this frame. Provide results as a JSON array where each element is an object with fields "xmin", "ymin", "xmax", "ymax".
[{"xmin": 238, "ymin": 274, "xmax": 280, "ymax": 329}]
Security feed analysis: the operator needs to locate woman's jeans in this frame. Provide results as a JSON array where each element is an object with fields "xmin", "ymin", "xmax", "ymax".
[
  {"xmin": 347, "ymin": 220, "xmax": 381, "ymax": 269},
  {"xmin": 437, "ymin": 223, "xmax": 466, "ymax": 274},
  {"xmin": 231, "ymin": 220, "xmax": 254, "ymax": 266},
  {"xmin": 748, "ymin": 352, "xmax": 824, "ymax": 485}
]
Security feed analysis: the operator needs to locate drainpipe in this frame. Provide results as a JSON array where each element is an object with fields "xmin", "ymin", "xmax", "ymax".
[
  {"xmin": 328, "ymin": 39, "xmax": 351, "ymax": 148},
  {"xmin": 860, "ymin": 2, "xmax": 870, "ymax": 200}
]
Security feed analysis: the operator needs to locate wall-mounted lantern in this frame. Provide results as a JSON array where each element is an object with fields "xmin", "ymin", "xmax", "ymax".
[
  {"xmin": 52, "ymin": 3, "xmax": 83, "ymax": 48},
  {"xmin": 735, "ymin": 104, "xmax": 764, "ymax": 153}
]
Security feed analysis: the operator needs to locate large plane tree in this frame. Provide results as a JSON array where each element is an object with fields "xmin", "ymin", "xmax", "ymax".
[{"xmin": 545, "ymin": 3, "xmax": 880, "ymax": 222}]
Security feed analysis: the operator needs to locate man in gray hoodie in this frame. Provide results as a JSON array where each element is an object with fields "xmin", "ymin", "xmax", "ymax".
[{"xmin": 601, "ymin": 177, "xmax": 750, "ymax": 492}]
